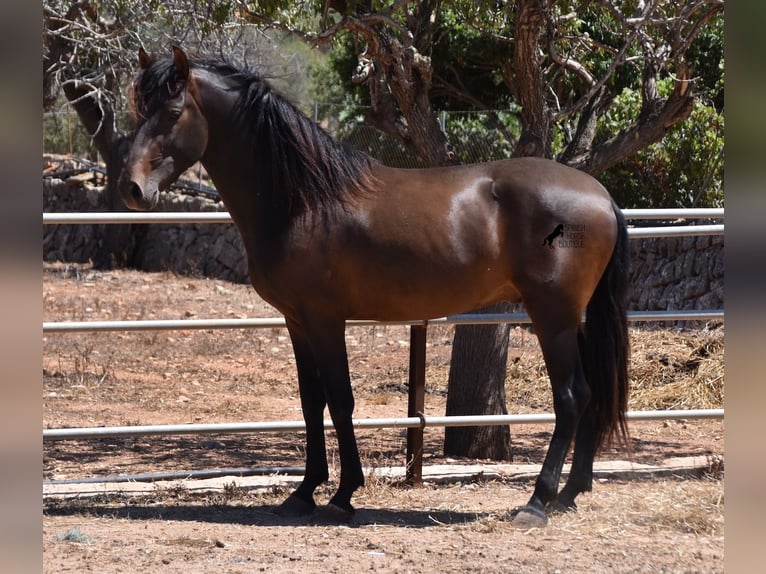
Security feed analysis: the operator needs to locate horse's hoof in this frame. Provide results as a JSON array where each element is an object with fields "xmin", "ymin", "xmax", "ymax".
[
  {"xmin": 274, "ymin": 493, "xmax": 316, "ymax": 517},
  {"xmin": 509, "ymin": 506, "xmax": 548, "ymax": 529},
  {"xmin": 317, "ymin": 502, "xmax": 355, "ymax": 523}
]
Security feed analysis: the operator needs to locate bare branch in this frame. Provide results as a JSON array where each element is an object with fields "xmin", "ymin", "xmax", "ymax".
[
  {"xmin": 671, "ymin": 0, "xmax": 725, "ymax": 58},
  {"xmin": 554, "ymin": 14, "xmax": 647, "ymax": 121}
]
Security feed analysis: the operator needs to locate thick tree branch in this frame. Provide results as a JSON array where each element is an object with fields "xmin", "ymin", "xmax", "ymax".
[
  {"xmin": 546, "ymin": 14, "xmax": 595, "ymax": 88},
  {"xmin": 570, "ymin": 66, "xmax": 694, "ymax": 175},
  {"xmin": 339, "ymin": 4, "xmax": 452, "ymax": 164},
  {"xmin": 558, "ymin": 86, "xmax": 612, "ymax": 166},
  {"xmin": 60, "ymin": 80, "xmax": 119, "ymax": 164},
  {"xmin": 553, "ymin": 17, "xmax": 645, "ymax": 121}
]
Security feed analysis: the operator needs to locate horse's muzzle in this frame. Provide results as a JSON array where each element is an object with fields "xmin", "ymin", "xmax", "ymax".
[{"xmin": 120, "ymin": 179, "xmax": 159, "ymax": 211}]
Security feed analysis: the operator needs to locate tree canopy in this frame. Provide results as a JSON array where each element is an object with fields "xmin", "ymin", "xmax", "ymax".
[{"xmin": 44, "ymin": 0, "xmax": 724, "ymax": 207}]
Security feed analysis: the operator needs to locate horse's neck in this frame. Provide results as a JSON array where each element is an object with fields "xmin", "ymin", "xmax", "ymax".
[{"xmin": 194, "ymin": 74, "xmax": 260, "ymax": 218}]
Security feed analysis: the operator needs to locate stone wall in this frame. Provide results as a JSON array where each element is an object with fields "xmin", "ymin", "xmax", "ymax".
[
  {"xmin": 132, "ymin": 193, "xmax": 249, "ymax": 283},
  {"xmin": 627, "ymin": 234, "xmax": 723, "ymax": 311},
  {"xmin": 43, "ymin": 161, "xmax": 723, "ymax": 310},
  {"xmin": 43, "ymin": 156, "xmax": 249, "ymax": 283}
]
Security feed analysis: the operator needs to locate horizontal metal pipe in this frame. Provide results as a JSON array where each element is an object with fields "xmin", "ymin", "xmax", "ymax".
[
  {"xmin": 438, "ymin": 309, "xmax": 724, "ymax": 325},
  {"xmin": 621, "ymin": 309, "xmax": 724, "ymax": 322},
  {"xmin": 43, "ymin": 209, "xmax": 724, "ymax": 225},
  {"xmin": 43, "ymin": 418, "xmax": 417, "ymax": 440},
  {"xmin": 427, "ymin": 409, "xmax": 724, "ymax": 427},
  {"xmin": 41, "ymin": 213, "xmax": 723, "ymax": 239},
  {"xmin": 43, "ymin": 409, "xmax": 724, "ymax": 441},
  {"xmin": 621, "ymin": 208, "xmax": 724, "ymax": 220},
  {"xmin": 42, "ymin": 310, "xmax": 724, "ymax": 333},
  {"xmin": 44, "ymin": 466, "xmax": 306, "ymax": 485},
  {"xmin": 627, "ymin": 224, "xmax": 724, "ymax": 237},
  {"xmin": 42, "ymin": 212, "xmax": 233, "ymax": 224},
  {"xmin": 44, "ymin": 317, "xmax": 289, "ymax": 332}
]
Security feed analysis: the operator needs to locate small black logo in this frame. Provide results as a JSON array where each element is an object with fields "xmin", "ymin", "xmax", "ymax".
[{"xmin": 542, "ymin": 224, "xmax": 565, "ymax": 248}]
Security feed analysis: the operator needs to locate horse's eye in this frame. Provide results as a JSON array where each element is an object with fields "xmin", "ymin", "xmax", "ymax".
[{"xmin": 168, "ymin": 109, "xmax": 182, "ymax": 121}]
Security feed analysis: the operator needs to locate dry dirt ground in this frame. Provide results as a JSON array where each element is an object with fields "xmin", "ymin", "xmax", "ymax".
[{"xmin": 42, "ymin": 262, "xmax": 724, "ymax": 573}]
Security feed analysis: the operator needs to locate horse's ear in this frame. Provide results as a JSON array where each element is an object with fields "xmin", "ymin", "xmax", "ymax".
[
  {"xmin": 172, "ymin": 46, "xmax": 190, "ymax": 81},
  {"xmin": 138, "ymin": 47, "xmax": 151, "ymax": 69}
]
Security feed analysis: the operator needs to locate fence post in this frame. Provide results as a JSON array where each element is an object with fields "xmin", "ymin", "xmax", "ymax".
[{"xmin": 405, "ymin": 323, "xmax": 427, "ymax": 486}]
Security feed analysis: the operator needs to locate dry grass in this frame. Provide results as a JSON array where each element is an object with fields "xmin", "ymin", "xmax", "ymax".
[
  {"xmin": 440, "ymin": 323, "xmax": 725, "ymax": 414},
  {"xmin": 628, "ymin": 325, "xmax": 724, "ymax": 410},
  {"xmin": 560, "ymin": 476, "xmax": 724, "ymax": 537},
  {"xmin": 419, "ymin": 323, "xmax": 725, "ymax": 417},
  {"xmin": 43, "ymin": 472, "xmax": 724, "ymax": 545}
]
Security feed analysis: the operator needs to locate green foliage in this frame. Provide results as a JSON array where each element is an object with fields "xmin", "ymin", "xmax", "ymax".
[
  {"xmin": 444, "ymin": 111, "xmax": 520, "ymax": 164},
  {"xmin": 43, "ymin": 110, "xmax": 97, "ymax": 157},
  {"xmin": 589, "ymin": 9, "xmax": 724, "ymax": 208},
  {"xmin": 554, "ymin": 3, "xmax": 641, "ymax": 97},
  {"xmin": 310, "ymin": 35, "xmax": 370, "ymax": 106},
  {"xmin": 686, "ymin": 11, "xmax": 724, "ymax": 112},
  {"xmin": 430, "ymin": 6, "xmax": 514, "ymax": 110},
  {"xmin": 597, "ymin": 84, "xmax": 724, "ymax": 208}
]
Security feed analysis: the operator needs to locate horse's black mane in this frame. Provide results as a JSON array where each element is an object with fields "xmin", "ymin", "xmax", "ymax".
[{"xmin": 132, "ymin": 56, "xmax": 379, "ymax": 219}]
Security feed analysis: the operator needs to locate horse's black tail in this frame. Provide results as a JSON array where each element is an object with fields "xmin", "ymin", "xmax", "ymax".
[{"xmin": 579, "ymin": 200, "xmax": 630, "ymax": 452}]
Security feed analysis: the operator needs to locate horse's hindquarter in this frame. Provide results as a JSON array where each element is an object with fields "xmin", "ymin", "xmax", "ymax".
[{"xmin": 490, "ymin": 158, "xmax": 619, "ymax": 317}]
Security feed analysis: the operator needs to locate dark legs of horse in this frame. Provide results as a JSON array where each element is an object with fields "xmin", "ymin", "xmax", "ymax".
[
  {"xmin": 555, "ymin": 406, "xmax": 597, "ymax": 509},
  {"xmin": 318, "ymin": 321, "xmax": 364, "ymax": 517},
  {"xmin": 276, "ymin": 319, "xmax": 364, "ymax": 520},
  {"xmin": 275, "ymin": 321, "xmax": 328, "ymax": 517},
  {"xmin": 511, "ymin": 322, "xmax": 590, "ymax": 528}
]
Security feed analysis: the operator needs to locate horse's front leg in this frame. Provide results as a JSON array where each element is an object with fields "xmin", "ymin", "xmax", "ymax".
[
  {"xmin": 308, "ymin": 318, "xmax": 364, "ymax": 519},
  {"xmin": 274, "ymin": 320, "xmax": 329, "ymax": 517}
]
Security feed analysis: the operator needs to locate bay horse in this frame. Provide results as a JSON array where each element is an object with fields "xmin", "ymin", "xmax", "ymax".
[{"xmin": 120, "ymin": 46, "xmax": 630, "ymax": 528}]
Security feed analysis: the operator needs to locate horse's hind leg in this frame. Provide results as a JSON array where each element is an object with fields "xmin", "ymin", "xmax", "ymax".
[
  {"xmin": 511, "ymin": 319, "xmax": 590, "ymax": 529},
  {"xmin": 555, "ymin": 405, "xmax": 597, "ymax": 510},
  {"xmin": 275, "ymin": 320, "xmax": 329, "ymax": 517}
]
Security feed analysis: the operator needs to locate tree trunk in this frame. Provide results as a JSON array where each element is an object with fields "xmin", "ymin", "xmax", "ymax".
[
  {"xmin": 46, "ymin": 2, "xmax": 136, "ymax": 270},
  {"xmin": 93, "ymin": 135, "xmax": 134, "ymax": 269},
  {"xmin": 61, "ymin": 81, "xmax": 133, "ymax": 269},
  {"xmin": 444, "ymin": 303, "xmax": 513, "ymax": 459}
]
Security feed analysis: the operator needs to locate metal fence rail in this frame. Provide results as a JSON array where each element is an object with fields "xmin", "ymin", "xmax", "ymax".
[
  {"xmin": 42, "ymin": 208, "xmax": 725, "ymax": 225},
  {"xmin": 43, "ymin": 409, "xmax": 724, "ymax": 441},
  {"xmin": 43, "ymin": 212, "xmax": 724, "ymax": 238},
  {"xmin": 43, "ymin": 309, "xmax": 724, "ymax": 333}
]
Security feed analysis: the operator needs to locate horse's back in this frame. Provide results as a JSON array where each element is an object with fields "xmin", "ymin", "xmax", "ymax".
[
  {"xmin": 260, "ymin": 157, "xmax": 620, "ymax": 323},
  {"xmin": 370, "ymin": 156, "xmax": 618, "ymax": 265}
]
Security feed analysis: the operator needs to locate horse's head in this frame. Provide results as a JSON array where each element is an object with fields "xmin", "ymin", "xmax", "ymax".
[{"xmin": 120, "ymin": 46, "xmax": 208, "ymax": 210}]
